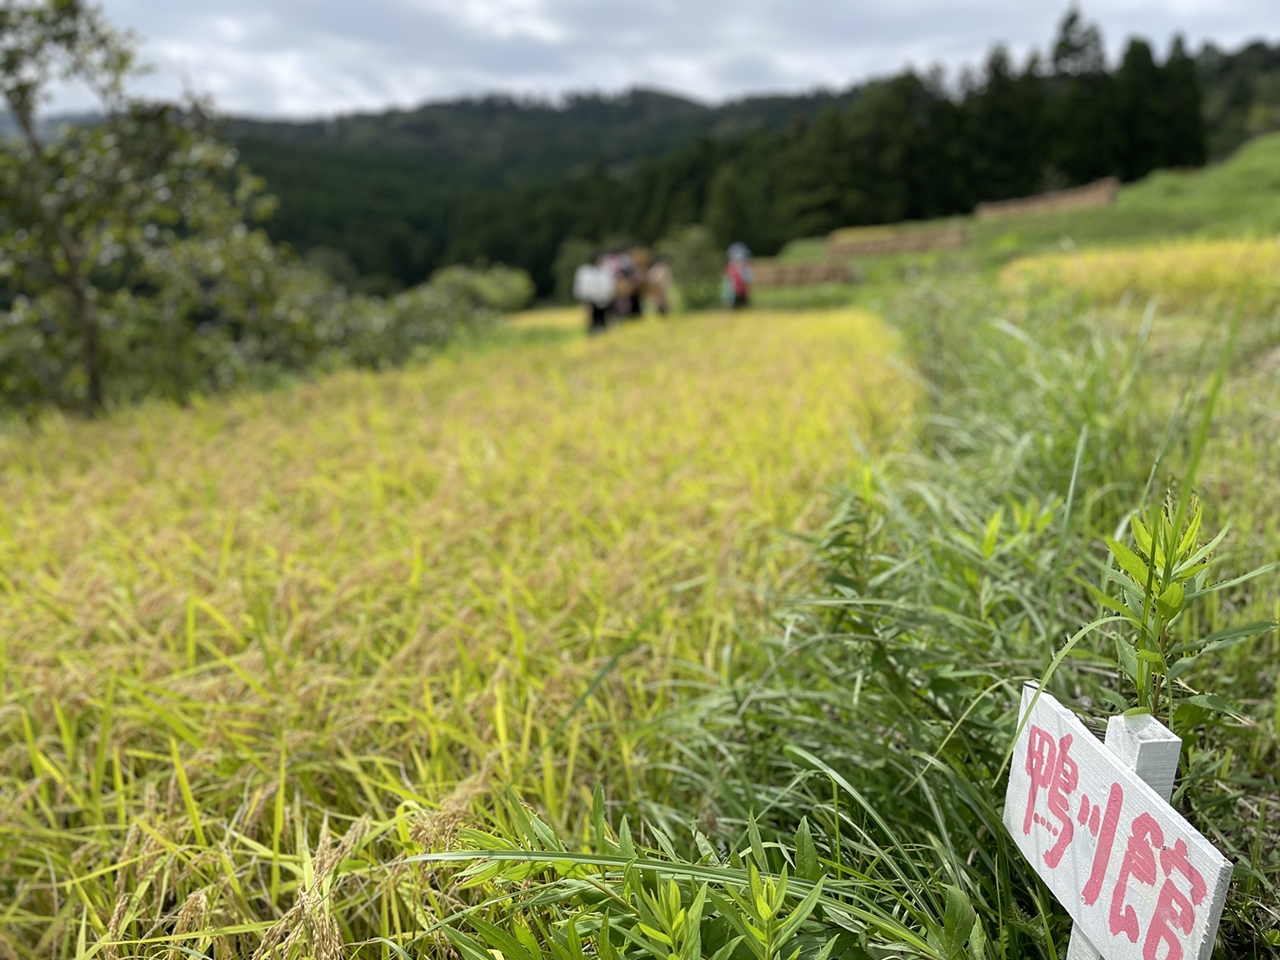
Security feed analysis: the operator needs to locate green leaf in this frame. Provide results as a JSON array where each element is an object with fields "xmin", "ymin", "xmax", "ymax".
[
  {"xmin": 679, "ymin": 885, "xmax": 708, "ymax": 960},
  {"xmin": 694, "ymin": 829, "xmax": 720, "ymax": 864},
  {"xmin": 981, "ymin": 509, "xmax": 1002, "ymax": 559},
  {"xmin": 1157, "ymin": 581, "xmax": 1184, "ymax": 620},
  {"xmin": 445, "ymin": 927, "xmax": 499, "ymax": 960},
  {"xmin": 968, "ymin": 917, "xmax": 988, "ymax": 960},
  {"xmin": 1095, "ymin": 686, "xmax": 1130, "ymax": 712},
  {"xmin": 1115, "ymin": 635, "xmax": 1140, "ymax": 682},
  {"xmin": 1083, "ymin": 580, "xmax": 1140, "ymax": 623},
  {"xmin": 619, "ymin": 817, "xmax": 636, "ymax": 860},
  {"xmin": 566, "ymin": 917, "xmax": 583, "ymax": 958},
  {"xmin": 1176, "ymin": 501, "xmax": 1203, "ymax": 559},
  {"xmin": 707, "ymin": 937, "xmax": 745, "ymax": 960},
  {"xmin": 637, "ymin": 923, "xmax": 672, "ymax": 947},
  {"xmin": 1172, "ymin": 700, "xmax": 1211, "ymax": 734},
  {"xmin": 1167, "ymin": 621, "xmax": 1278, "ymax": 657},
  {"xmin": 1131, "ymin": 516, "xmax": 1154, "ymax": 559},
  {"xmin": 813, "ymin": 937, "xmax": 842, "ymax": 960},
  {"xmin": 706, "ymin": 891, "xmax": 757, "ymax": 952},
  {"xmin": 941, "ymin": 885, "xmax": 976, "ymax": 960},
  {"xmin": 1135, "ymin": 648, "xmax": 1167, "ymax": 674},
  {"xmin": 794, "ymin": 818, "xmax": 820, "ymax": 882},
  {"xmin": 1174, "ymin": 524, "xmax": 1227, "ymax": 578},
  {"xmin": 773, "ymin": 876, "xmax": 825, "ymax": 947},
  {"xmin": 1106, "ymin": 536, "xmax": 1154, "ymax": 590},
  {"xmin": 1179, "ymin": 693, "xmax": 1244, "ymax": 718},
  {"xmin": 592, "ymin": 784, "xmax": 609, "ymax": 855},
  {"xmin": 615, "ymin": 920, "xmax": 671, "ymax": 960},
  {"xmin": 515, "ymin": 925, "xmax": 544, "ymax": 960},
  {"xmin": 747, "ymin": 815, "xmax": 767, "ymax": 870},
  {"xmin": 597, "ymin": 917, "xmax": 621, "ymax": 960},
  {"xmin": 651, "ymin": 825, "xmax": 679, "ymax": 862},
  {"xmin": 1184, "ymin": 562, "xmax": 1278, "ymax": 601},
  {"xmin": 468, "ymin": 917, "xmax": 536, "ymax": 960}
]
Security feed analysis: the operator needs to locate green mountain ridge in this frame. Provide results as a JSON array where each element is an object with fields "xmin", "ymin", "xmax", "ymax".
[{"xmin": 229, "ymin": 87, "xmax": 864, "ymax": 190}]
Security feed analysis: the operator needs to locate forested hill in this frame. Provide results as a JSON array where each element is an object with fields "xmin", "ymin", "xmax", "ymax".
[
  {"xmin": 229, "ymin": 25, "xmax": 1280, "ymax": 297},
  {"xmin": 228, "ymin": 87, "xmax": 863, "ymax": 190}
]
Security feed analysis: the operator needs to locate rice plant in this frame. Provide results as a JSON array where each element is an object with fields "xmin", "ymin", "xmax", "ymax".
[
  {"xmin": 0, "ymin": 308, "xmax": 911, "ymax": 959},
  {"xmin": 1000, "ymin": 236, "xmax": 1280, "ymax": 316}
]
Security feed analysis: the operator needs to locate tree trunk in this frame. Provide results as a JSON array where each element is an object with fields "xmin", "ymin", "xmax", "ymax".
[{"xmin": 72, "ymin": 281, "xmax": 104, "ymax": 413}]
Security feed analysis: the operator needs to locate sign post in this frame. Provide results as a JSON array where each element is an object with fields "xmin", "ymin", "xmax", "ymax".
[{"xmin": 1004, "ymin": 683, "xmax": 1232, "ymax": 960}]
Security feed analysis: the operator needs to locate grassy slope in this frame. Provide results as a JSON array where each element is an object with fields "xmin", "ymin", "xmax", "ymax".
[
  {"xmin": 972, "ymin": 132, "xmax": 1280, "ymax": 255},
  {"xmin": 0, "ymin": 308, "xmax": 910, "ymax": 958}
]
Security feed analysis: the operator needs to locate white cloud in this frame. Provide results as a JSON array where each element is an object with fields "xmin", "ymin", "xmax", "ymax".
[
  {"xmin": 71, "ymin": 0, "xmax": 1280, "ymax": 117},
  {"xmin": 412, "ymin": 0, "xmax": 569, "ymax": 43}
]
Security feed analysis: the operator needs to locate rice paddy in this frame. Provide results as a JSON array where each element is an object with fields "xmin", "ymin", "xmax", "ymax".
[
  {"xmin": 1000, "ymin": 235, "xmax": 1280, "ymax": 314},
  {"xmin": 0, "ymin": 308, "xmax": 911, "ymax": 959}
]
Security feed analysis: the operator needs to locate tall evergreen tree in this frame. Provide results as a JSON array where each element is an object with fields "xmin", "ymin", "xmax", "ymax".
[
  {"xmin": 842, "ymin": 82, "xmax": 912, "ymax": 224},
  {"xmin": 1052, "ymin": 8, "xmax": 1106, "ymax": 75},
  {"xmin": 704, "ymin": 163, "xmax": 749, "ymax": 247},
  {"xmin": 1046, "ymin": 10, "xmax": 1121, "ymax": 184},
  {"xmin": 966, "ymin": 46, "xmax": 1047, "ymax": 201},
  {"xmin": 1163, "ymin": 36, "xmax": 1207, "ymax": 167},
  {"xmin": 777, "ymin": 107, "xmax": 852, "ymax": 237},
  {"xmin": 1116, "ymin": 39, "xmax": 1169, "ymax": 180}
]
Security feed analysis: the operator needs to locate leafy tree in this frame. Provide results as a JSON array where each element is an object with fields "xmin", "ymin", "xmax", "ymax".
[
  {"xmin": 551, "ymin": 237, "xmax": 597, "ymax": 303},
  {"xmin": 656, "ymin": 224, "xmax": 720, "ymax": 310},
  {"xmin": 0, "ymin": 0, "xmax": 273, "ymax": 411},
  {"xmin": 1197, "ymin": 40, "xmax": 1280, "ymax": 159}
]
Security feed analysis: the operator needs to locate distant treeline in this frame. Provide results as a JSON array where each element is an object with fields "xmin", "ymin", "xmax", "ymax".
[{"xmin": 232, "ymin": 14, "xmax": 1280, "ymax": 297}]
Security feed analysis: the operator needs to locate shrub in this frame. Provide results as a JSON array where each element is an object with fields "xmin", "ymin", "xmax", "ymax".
[{"xmin": 658, "ymin": 225, "xmax": 723, "ymax": 310}]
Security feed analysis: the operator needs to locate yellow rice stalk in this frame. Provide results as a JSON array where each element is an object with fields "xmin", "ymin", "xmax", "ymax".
[
  {"xmin": 1001, "ymin": 235, "xmax": 1280, "ymax": 314},
  {"xmin": 0, "ymin": 307, "xmax": 911, "ymax": 957}
]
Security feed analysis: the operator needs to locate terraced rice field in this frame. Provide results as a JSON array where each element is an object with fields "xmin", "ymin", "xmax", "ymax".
[{"xmin": 0, "ymin": 307, "xmax": 911, "ymax": 958}]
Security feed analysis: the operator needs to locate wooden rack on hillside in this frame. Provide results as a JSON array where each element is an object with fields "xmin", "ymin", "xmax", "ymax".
[
  {"xmin": 827, "ymin": 223, "xmax": 969, "ymax": 258},
  {"xmin": 974, "ymin": 177, "xmax": 1120, "ymax": 220},
  {"xmin": 751, "ymin": 260, "xmax": 858, "ymax": 287}
]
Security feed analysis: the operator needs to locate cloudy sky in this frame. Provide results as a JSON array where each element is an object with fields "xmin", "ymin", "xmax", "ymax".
[{"xmin": 95, "ymin": 0, "xmax": 1278, "ymax": 118}]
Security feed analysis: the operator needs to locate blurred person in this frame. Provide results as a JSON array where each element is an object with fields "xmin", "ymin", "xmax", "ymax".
[
  {"xmin": 573, "ymin": 253, "xmax": 617, "ymax": 333},
  {"xmin": 722, "ymin": 242, "xmax": 753, "ymax": 309},
  {"xmin": 608, "ymin": 248, "xmax": 640, "ymax": 320},
  {"xmin": 646, "ymin": 254, "xmax": 673, "ymax": 315},
  {"xmin": 627, "ymin": 246, "xmax": 652, "ymax": 317}
]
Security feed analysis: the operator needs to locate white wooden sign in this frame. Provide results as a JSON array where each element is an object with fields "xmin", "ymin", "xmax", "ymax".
[{"xmin": 1004, "ymin": 684, "xmax": 1232, "ymax": 960}]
